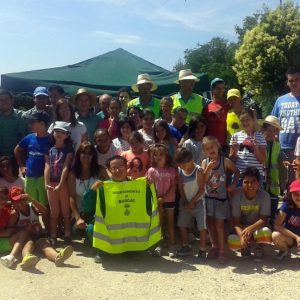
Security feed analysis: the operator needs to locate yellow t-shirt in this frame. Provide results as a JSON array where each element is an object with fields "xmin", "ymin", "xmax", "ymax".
[{"xmin": 226, "ymin": 110, "xmax": 241, "ymax": 143}]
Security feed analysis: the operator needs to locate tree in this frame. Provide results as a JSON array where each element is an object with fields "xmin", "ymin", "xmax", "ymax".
[
  {"xmin": 175, "ymin": 37, "xmax": 239, "ymax": 88},
  {"xmin": 234, "ymin": 1, "xmax": 300, "ymax": 115}
]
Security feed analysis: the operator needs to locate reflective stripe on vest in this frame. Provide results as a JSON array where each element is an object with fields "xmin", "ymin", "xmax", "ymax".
[
  {"xmin": 267, "ymin": 141, "xmax": 280, "ymax": 196},
  {"xmin": 93, "ymin": 177, "xmax": 161, "ymax": 254}
]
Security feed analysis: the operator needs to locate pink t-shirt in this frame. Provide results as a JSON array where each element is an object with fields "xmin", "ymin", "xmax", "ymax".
[
  {"xmin": 146, "ymin": 167, "xmax": 176, "ymax": 202},
  {"xmin": 121, "ymin": 150, "xmax": 150, "ymax": 176}
]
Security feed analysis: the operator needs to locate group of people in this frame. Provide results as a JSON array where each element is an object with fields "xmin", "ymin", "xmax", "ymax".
[{"xmin": 0, "ymin": 65, "xmax": 300, "ymax": 270}]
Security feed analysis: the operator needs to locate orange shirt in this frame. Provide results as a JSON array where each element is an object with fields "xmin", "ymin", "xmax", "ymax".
[{"xmin": 121, "ymin": 150, "xmax": 150, "ymax": 176}]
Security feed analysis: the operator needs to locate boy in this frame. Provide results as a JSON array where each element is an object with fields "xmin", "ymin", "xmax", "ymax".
[
  {"xmin": 230, "ymin": 167, "xmax": 271, "ymax": 261},
  {"xmin": 174, "ymin": 148, "xmax": 207, "ymax": 258}
]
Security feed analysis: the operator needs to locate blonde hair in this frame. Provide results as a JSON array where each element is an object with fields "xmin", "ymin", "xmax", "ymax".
[{"xmin": 202, "ymin": 136, "xmax": 221, "ymax": 150}]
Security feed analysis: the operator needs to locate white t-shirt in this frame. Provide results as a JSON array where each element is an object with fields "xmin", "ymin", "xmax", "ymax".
[
  {"xmin": 96, "ymin": 144, "xmax": 121, "ymax": 167},
  {"xmin": 0, "ymin": 177, "xmax": 24, "ymax": 190},
  {"xmin": 113, "ymin": 137, "xmax": 130, "ymax": 152}
]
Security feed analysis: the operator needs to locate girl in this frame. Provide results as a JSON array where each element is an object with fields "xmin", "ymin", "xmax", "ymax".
[
  {"xmin": 146, "ymin": 144, "xmax": 177, "ymax": 257},
  {"xmin": 182, "ymin": 116, "xmax": 207, "ymax": 166},
  {"xmin": 49, "ymin": 98, "xmax": 88, "ymax": 152},
  {"xmin": 0, "ymin": 156, "xmax": 24, "ymax": 189},
  {"xmin": 45, "ymin": 122, "xmax": 74, "ymax": 245},
  {"xmin": 159, "ymin": 96, "xmax": 173, "ymax": 123},
  {"xmin": 153, "ymin": 120, "xmax": 177, "ymax": 158},
  {"xmin": 229, "ymin": 108, "xmax": 266, "ymax": 185},
  {"xmin": 202, "ymin": 136, "xmax": 239, "ymax": 264},
  {"xmin": 272, "ymin": 179, "xmax": 300, "ymax": 261},
  {"xmin": 99, "ymin": 98, "xmax": 122, "ymax": 139},
  {"xmin": 128, "ymin": 157, "xmax": 144, "ymax": 179},
  {"xmin": 127, "ymin": 105, "xmax": 142, "ymax": 130},
  {"xmin": 113, "ymin": 116, "xmax": 135, "ymax": 152},
  {"xmin": 121, "ymin": 131, "xmax": 150, "ymax": 177},
  {"xmin": 138, "ymin": 109, "xmax": 155, "ymax": 149},
  {"xmin": 117, "ymin": 88, "xmax": 132, "ymax": 113}
]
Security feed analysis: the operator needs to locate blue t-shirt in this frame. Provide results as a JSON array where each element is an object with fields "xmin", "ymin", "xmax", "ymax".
[
  {"xmin": 280, "ymin": 201, "xmax": 300, "ymax": 236},
  {"xmin": 169, "ymin": 124, "xmax": 188, "ymax": 143},
  {"xmin": 19, "ymin": 133, "xmax": 52, "ymax": 178},
  {"xmin": 271, "ymin": 93, "xmax": 300, "ymax": 149}
]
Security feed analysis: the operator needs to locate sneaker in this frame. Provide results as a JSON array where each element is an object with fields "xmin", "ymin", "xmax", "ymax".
[
  {"xmin": 241, "ymin": 247, "xmax": 252, "ymax": 258},
  {"xmin": 253, "ymin": 247, "xmax": 264, "ymax": 262},
  {"xmin": 207, "ymin": 247, "xmax": 218, "ymax": 259},
  {"xmin": 149, "ymin": 246, "xmax": 162, "ymax": 257},
  {"xmin": 20, "ymin": 254, "xmax": 39, "ymax": 270},
  {"xmin": 168, "ymin": 246, "xmax": 176, "ymax": 258},
  {"xmin": 217, "ymin": 252, "xmax": 228, "ymax": 264},
  {"xmin": 196, "ymin": 249, "xmax": 207, "ymax": 259},
  {"xmin": 177, "ymin": 245, "xmax": 192, "ymax": 256},
  {"xmin": 275, "ymin": 250, "xmax": 290, "ymax": 261},
  {"xmin": 55, "ymin": 245, "xmax": 74, "ymax": 267},
  {"xmin": 0, "ymin": 254, "xmax": 17, "ymax": 269},
  {"xmin": 94, "ymin": 252, "xmax": 102, "ymax": 264}
]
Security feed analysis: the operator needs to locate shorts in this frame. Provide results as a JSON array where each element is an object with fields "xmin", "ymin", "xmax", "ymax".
[
  {"xmin": 25, "ymin": 176, "xmax": 48, "ymax": 206},
  {"xmin": 162, "ymin": 202, "xmax": 176, "ymax": 209},
  {"xmin": 206, "ymin": 198, "xmax": 230, "ymax": 220},
  {"xmin": 177, "ymin": 201, "xmax": 206, "ymax": 231},
  {"xmin": 0, "ymin": 238, "xmax": 12, "ymax": 253}
]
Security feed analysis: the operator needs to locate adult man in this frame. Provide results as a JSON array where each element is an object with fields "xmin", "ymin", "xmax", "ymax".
[
  {"xmin": 0, "ymin": 90, "xmax": 27, "ymax": 157},
  {"xmin": 172, "ymin": 69, "xmax": 205, "ymax": 123},
  {"xmin": 272, "ymin": 66, "xmax": 300, "ymax": 186},
  {"xmin": 48, "ymin": 85, "xmax": 64, "ymax": 109},
  {"xmin": 203, "ymin": 78, "xmax": 229, "ymax": 148},
  {"xmin": 23, "ymin": 87, "xmax": 53, "ymax": 121},
  {"xmin": 128, "ymin": 74, "xmax": 160, "ymax": 118},
  {"xmin": 74, "ymin": 88, "xmax": 102, "ymax": 142},
  {"xmin": 97, "ymin": 94, "xmax": 112, "ymax": 119}
]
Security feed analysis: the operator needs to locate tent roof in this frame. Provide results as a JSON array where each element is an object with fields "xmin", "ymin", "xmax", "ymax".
[{"xmin": 1, "ymin": 48, "xmax": 210, "ymax": 96}]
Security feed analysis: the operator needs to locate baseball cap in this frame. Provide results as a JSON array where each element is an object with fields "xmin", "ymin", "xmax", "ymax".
[
  {"xmin": 289, "ymin": 180, "xmax": 300, "ymax": 193},
  {"xmin": 10, "ymin": 186, "xmax": 24, "ymax": 202},
  {"xmin": 24, "ymin": 111, "xmax": 50, "ymax": 124},
  {"xmin": 227, "ymin": 89, "xmax": 241, "ymax": 100},
  {"xmin": 211, "ymin": 78, "xmax": 225, "ymax": 89},
  {"xmin": 33, "ymin": 87, "xmax": 49, "ymax": 97},
  {"xmin": 51, "ymin": 121, "xmax": 70, "ymax": 133}
]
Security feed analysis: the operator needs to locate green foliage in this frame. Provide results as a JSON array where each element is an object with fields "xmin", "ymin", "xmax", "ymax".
[
  {"xmin": 14, "ymin": 94, "xmax": 34, "ymax": 111},
  {"xmin": 234, "ymin": 1, "xmax": 300, "ymax": 116}
]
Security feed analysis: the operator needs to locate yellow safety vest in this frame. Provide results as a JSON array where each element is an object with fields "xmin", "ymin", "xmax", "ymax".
[
  {"xmin": 128, "ymin": 97, "xmax": 161, "ymax": 119},
  {"xmin": 93, "ymin": 177, "xmax": 161, "ymax": 254},
  {"xmin": 266, "ymin": 141, "xmax": 280, "ymax": 196},
  {"xmin": 171, "ymin": 92, "xmax": 203, "ymax": 123}
]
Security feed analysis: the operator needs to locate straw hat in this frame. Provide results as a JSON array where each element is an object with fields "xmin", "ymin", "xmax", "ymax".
[
  {"xmin": 131, "ymin": 74, "xmax": 157, "ymax": 93},
  {"xmin": 261, "ymin": 115, "xmax": 283, "ymax": 131},
  {"xmin": 175, "ymin": 69, "xmax": 199, "ymax": 84},
  {"xmin": 72, "ymin": 88, "xmax": 97, "ymax": 107}
]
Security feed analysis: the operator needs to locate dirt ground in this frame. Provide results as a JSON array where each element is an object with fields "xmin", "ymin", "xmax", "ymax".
[{"xmin": 1, "ymin": 238, "xmax": 300, "ymax": 300}]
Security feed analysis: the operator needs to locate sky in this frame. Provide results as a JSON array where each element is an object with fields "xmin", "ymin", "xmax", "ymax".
[{"xmin": 0, "ymin": 0, "xmax": 298, "ymax": 76}]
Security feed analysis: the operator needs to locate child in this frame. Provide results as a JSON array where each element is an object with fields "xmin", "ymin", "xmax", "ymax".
[
  {"xmin": 153, "ymin": 120, "xmax": 177, "ymax": 158},
  {"xmin": 0, "ymin": 186, "xmax": 28, "ymax": 268},
  {"xmin": 121, "ymin": 131, "xmax": 150, "ymax": 177},
  {"xmin": 229, "ymin": 167, "xmax": 271, "ymax": 262},
  {"xmin": 0, "ymin": 156, "xmax": 24, "ymax": 189},
  {"xmin": 174, "ymin": 148, "xmax": 207, "ymax": 258},
  {"xmin": 138, "ymin": 109, "xmax": 155, "ymax": 149},
  {"xmin": 113, "ymin": 116, "xmax": 135, "ymax": 152},
  {"xmin": 261, "ymin": 116, "xmax": 282, "ymax": 227},
  {"xmin": 293, "ymin": 136, "xmax": 300, "ymax": 179},
  {"xmin": 128, "ymin": 157, "xmax": 144, "ymax": 179},
  {"xmin": 127, "ymin": 105, "xmax": 142, "ymax": 130},
  {"xmin": 159, "ymin": 96, "xmax": 173, "ymax": 123},
  {"xmin": 9, "ymin": 186, "xmax": 73, "ymax": 269},
  {"xmin": 45, "ymin": 121, "xmax": 74, "ymax": 245},
  {"xmin": 183, "ymin": 116, "xmax": 206, "ymax": 166},
  {"xmin": 99, "ymin": 98, "xmax": 122, "ymax": 139},
  {"xmin": 14, "ymin": 111, "xmax": 51, "ymax": 207},
  {"xmin": 146, "ymin": 144, "xmax": 177, "ymax": 257},
  {"xmin": 202, "ymin": 136, "xmax": 240, "ymax": 264},
  {"xmin": 272, "ymin": 179, "xmax": 300, "ymax": 260},
  {"xmin": 229, "ymin": 109, "xmax": 266, "ymax": 185}
]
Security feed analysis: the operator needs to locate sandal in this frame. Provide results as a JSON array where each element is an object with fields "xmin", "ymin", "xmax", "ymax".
[
  {"xmin": 55, "ymin": 245, "xmax": 74, "ymax": 267},
  {"xmin": 20, "ymin": 254, "xmax": 39, "ymax": 270}
]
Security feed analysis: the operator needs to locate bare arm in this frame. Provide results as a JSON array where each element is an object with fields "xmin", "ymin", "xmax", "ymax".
[
  {"xmin": 225, "ymin": 158, "xmax": 240, "ymax": 193},
  {"xmin": 44, "ymin": 155, "xmax": 51, "ymax": 188},
  {"xmin": 56, "ymin": 153, "xmax": 74, "ymax": 189},
  {"xmin": 274, "ymin": 210, "xmax": 300, "ymax": 241},
  {"xmin": 14, "ymin": 145, "xmax": 27, "ymax": 176}
]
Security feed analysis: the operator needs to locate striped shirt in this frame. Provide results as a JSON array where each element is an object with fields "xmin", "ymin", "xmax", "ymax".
[{"xmin": 230, "ymin": 131, "xmax": 266, "ymax": 176}]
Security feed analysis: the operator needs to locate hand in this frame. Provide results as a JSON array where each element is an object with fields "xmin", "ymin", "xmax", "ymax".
[
  {"xmin": 46, "ymin": 185, "xmax": 54, "ymax": 191},
  {"xmin": 76, "ymin": 218, "xmax": 86, "ymax": 230},
  {"xmin": 157, "ymin": 197, "xmax": 164, "ymax": 205},
  {"xmin": 207, "ymin": 159, "xmax": 218, "ymax": 170},
  {"xmin": 240, "ymin": 235, "xmax": 249, "ymax": 249},
  {"xmin": 227, "ymin": 183, "xmax": 236, "ymax": 193},
  {"xmin": 241, "ymin": 227, "xmax": 253, "ymax": 242},
  {"xmin": 283, "ymin": 160, "xmax": 291, "ymax": 169},
  {"xmin": 91, "ymin": 180, "xmax": 103, "ymax": 191},
  {"xmin": 53, "ymin": 185, "xmax": 62, "ymax": 192},
  {"xmin": 187, "ymin": 201, "xmax": 196, "ymax": 210},
  {"xmin": 20, "ymin": 167, "xmax": 26, "ymax": 177},
  {"xmin": 19, "ymin": 194, "xmax": 31, "ymax": 204}
]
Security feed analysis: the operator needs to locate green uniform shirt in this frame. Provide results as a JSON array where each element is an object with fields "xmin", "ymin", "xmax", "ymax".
[{"xmin": 128, "ymin": 96, "xmax": 161, "ymax": 119}]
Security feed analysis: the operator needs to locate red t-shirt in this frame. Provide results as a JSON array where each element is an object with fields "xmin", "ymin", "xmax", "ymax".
[
  {"xmin": 203, "ymin": 100, "xmax": 229, "ymax": 146},
  {"xmin": 99, "ymin": 118, "xmax": 117, "ymax": 139},
  {"xmin": 0, "ymin": 206, "xmax": 12, "ymax": 230}
]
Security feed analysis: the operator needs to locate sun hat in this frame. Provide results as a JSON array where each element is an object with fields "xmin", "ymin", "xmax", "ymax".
[
  {"xmin": 261, "ymin": 115, "xmax": 283, "ymax": 131},
  {"xmin": 227, "ymin": 89, "xmax": 241, "ymax": 100},
  {"xmin": 73, "ymin": 88, "xmax": 97, "ymax": 107},
  {"xmin": 33, "ymin": 87, "xmax": 49, "ymax": 97},
  {"xmin": 10, "ymin": 186, "xmax": 24, "ymax": 202},
  {"xmin": 254, "ymin": 227, "xmax": 272, "ymax": 244},
  {"xmin": 24, "ymin": 111, "xmax": 50, "ymax": 124},
  {"xmin": 51, "ymin": 121, "xmax": 71, "ymax": 133},
  {"xmin": 290, "ymin": 179, "xmax": 300, "ymax": 193},
  {"xmin": 175, "ymin": 69, "xmax": 200, "ymax": 84},
  {"xmin": 210, "ymin": 78, "xmax": 225, "ymax": 89},
  {"xmin": 131, "ymin": 74, "xmax": 157, "ymax": 93}
]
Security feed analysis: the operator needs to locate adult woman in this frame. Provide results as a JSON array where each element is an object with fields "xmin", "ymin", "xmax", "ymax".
[
  {"xmin": 117, "ymin": 88, "xmax": 132, "ymax": 113},
  {"xmin": 48, "ymin": 98, "xmax": 87, "ymax": 151},
  {"xmin": 68, "ymin": 142, "xmax": 100, "ymax": 229}
]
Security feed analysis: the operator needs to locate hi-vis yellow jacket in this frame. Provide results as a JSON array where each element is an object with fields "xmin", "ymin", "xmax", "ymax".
[{"xmin": 93, "ymin": 177, "xmax": 161, "ymax": 254}]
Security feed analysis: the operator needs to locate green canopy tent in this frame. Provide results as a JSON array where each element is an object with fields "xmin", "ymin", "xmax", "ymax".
[{"xmin": 1, "ymin": 48, "xmax": 210, "ymax": 97}]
